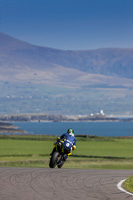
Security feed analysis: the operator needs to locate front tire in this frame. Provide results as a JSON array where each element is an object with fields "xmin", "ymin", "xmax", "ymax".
[{"xmin": 49, "ymin": 151, "xmax": 60, "ymax": 168}]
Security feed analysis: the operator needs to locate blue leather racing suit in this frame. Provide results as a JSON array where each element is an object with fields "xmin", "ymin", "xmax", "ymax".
[{"xmin": 60, "ymin": 133, "xmax": 76, "ymax": 153}]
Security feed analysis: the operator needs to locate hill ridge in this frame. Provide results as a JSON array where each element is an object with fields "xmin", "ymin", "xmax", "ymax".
[{"xmin": 0, "ymin": 32, "xmax": 133, "ymax": 80}]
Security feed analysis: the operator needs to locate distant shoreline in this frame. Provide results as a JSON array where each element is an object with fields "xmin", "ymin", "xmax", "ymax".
[
  {"xmin": 0, "ymin": 113, "xmax": 133, "ymax": 134},
  {"xmin": 0, "ymin": 113, "xmax": 133, "ymax": 123},
  {"xmin": 0, "ymin": 121, "xmax": 26, "ymax": 134}
]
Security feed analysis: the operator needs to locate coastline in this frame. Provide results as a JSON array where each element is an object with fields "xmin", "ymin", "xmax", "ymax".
[
  {"xmin": 0, "ymin": 113, "xmax": 133, "ymax": 134},
  {"xmin": 0, "ymin": 122, "xmax": 26, "ymax": 134},
  {"xmin": 0, "ymin": 113, "xmax": 133, "ymax": 123}
]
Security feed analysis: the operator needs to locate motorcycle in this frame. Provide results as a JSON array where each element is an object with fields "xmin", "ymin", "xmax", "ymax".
[{"xmin": 49, "ymin": 140, "xmax": 71, "ymax": 168}]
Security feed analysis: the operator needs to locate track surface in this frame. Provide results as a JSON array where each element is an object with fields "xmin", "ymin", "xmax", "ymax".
[{"xmin": 0, "ymin": 168, "xmax": 133, "ymax": 200}]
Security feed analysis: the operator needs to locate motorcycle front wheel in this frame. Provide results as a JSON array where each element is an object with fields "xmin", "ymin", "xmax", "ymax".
[{"xmin": 49, "ymin": 151, "xmax": 60, "ymax": 168}]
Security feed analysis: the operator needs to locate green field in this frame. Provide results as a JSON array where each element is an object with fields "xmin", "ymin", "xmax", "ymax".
[{"xmin": 0, "ymin": 135, "xmax": 133, "ymax": 169}]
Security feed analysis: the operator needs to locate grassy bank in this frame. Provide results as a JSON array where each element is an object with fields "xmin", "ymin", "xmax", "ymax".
[
  {"xmin": 0, "ymin": 135, "xmax": 133, "ymax": 169},
  {"xmin": 123, "ymin": 177, "xmax": 133, "ymax": 193}
]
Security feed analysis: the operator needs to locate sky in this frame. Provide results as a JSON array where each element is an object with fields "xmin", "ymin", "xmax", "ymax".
[{"xmin": 0, "ymin": 0, "xmax": 133, "ymax": 50}]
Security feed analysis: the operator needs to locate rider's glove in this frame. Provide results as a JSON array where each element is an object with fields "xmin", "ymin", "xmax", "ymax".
[{"xmin": 57, "ymin": 137, "xmax": 60, "ymax": 141}]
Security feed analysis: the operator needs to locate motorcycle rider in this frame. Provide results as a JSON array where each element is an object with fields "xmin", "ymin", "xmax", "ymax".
[{"xmin": 50, "ymin": 128, "xmax": 77, "ymax": 160}]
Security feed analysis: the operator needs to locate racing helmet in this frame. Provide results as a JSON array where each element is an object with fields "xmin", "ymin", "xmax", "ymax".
[{"xmin": 67, "ymin": 128, "xmax": 74, "ymax": 136}]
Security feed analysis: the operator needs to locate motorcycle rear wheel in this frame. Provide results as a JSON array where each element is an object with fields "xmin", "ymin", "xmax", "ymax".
[{"xmin": 57, "ymin": 161, "xmax": 64, "ymax": 168}]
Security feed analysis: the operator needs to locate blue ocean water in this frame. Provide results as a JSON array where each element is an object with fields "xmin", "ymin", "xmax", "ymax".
[{"xmin": 12, "ymin": 121, "xmax": 133, "ymax": 137}]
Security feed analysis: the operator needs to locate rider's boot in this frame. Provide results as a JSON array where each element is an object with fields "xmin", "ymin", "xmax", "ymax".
[{"xmin": 63, "ymin": 154, "xmax": 68, "ymax": 161}]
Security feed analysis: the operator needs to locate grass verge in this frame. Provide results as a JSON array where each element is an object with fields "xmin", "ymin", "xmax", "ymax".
[{"xmin": 123, "ymin": 177, "xmax": 133, "ymax": 193}]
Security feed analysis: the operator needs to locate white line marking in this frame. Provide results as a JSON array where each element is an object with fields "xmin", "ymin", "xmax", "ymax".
[{"xmin": 117, "ymin": 179, "xmax": 133, "ymax": 196}]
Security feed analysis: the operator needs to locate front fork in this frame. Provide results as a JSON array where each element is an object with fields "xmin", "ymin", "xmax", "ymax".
[{"xmin": 56, "ymin": 155, "xmax": 63, "ymax": 165}]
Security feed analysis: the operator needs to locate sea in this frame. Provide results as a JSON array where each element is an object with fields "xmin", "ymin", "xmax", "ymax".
[{"xmin": 12, "ymin": 121, "xmax": 133, "ymax": 137}]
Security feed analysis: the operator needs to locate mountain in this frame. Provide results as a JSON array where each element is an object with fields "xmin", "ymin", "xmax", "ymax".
[
  {"xmin": 0, "ymin": 32, "xmax": 133, "ymax": 115},
  {"xmin": 1, "ymin": 32, "xmax": 133, "ymax": 83}
]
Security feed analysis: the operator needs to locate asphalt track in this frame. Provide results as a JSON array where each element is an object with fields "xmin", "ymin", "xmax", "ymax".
[{"xmin": 0, "ymin": 168, "xmax": 133, "ymax": 200}]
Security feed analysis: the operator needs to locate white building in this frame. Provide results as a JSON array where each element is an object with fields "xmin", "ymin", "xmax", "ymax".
[{"xmin": 100, "ymin": 110, "xmax": 105, "ymax": 115}]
